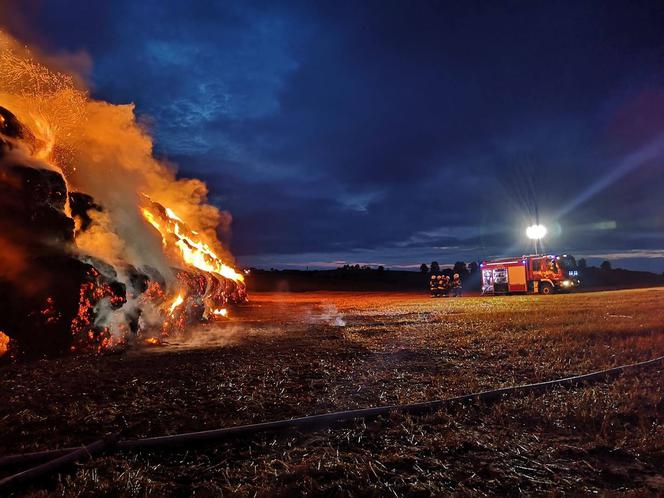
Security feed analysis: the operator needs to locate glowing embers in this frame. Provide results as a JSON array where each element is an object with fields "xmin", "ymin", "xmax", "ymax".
[
  {"xmin": 40, "ymin": 297, "xmax": 60, "ymax": 326},
  {"xmin": 70, "ymin": 268, "xmax": 127, "ymax": 354}
]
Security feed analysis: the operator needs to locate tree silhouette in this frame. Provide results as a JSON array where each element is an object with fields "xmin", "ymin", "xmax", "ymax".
[
  {"xmin": 600, "ymin": 260, "xmax": 612, "ymax": 271},
  {"xmin": 430, "ymin": 261, "xmax": 440, "ymax": 274},
  {"xmin": 453, "ymin": 261, "xmax": 469, "ymax": 278},
  {"xmin": 577, "ymin": 258, "xmax": 587, "ymax": 270},
  {"xmin": 468, "ymin": 261, "xmax": 479, "ymax": 274},
  {"xmin": 420, "ymin": 263, "xmax": 429, "ymax": 273}
]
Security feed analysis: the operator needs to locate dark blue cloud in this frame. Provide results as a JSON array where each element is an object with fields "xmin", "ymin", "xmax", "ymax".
[{"xmin": 3, "ymin": 0, "xmax": 664, "ymax": 270}]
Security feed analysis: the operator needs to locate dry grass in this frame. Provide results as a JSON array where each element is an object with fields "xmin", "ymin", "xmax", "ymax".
[{"xmin": 1, "ymin": 288, "xmax": 663, "ymax": 496}]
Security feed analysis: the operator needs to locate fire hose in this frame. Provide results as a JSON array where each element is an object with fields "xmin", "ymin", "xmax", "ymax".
[{"xmin": 1, "ymin": 353, "xmax": 663, "ymax": 488}]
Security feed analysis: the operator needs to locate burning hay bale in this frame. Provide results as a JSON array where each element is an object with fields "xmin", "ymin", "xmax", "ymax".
[
  {"xmin": 0, "ymin": 34, "xmax": 247, "ymax": 358},
  {"xmin": 0, "ymin": 110, "xmax": 123, "ymax": 356},
  {"xmin": 0, "ymin": 114, "xmax": 92, "ymax": 356}
]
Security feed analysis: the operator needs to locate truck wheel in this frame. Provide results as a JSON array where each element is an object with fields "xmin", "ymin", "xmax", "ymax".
[{"xmin": 539, "ymin": 283, "xmax": 553, "ymax": 295}]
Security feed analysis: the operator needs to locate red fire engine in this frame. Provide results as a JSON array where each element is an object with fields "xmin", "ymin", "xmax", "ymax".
[{"xmin": 480, "ymin": 254, "xmax": 580, "ymax": 295}]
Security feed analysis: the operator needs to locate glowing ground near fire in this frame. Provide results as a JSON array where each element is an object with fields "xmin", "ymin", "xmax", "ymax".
[{"xmin": 2, "ymin": 288, "xmax": 663, "ymax": 496}]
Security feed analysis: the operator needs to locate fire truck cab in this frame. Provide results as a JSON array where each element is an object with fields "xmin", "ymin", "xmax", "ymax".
[{"xmin": 480, "ymin": 254, "xmax": 580, "ymax": 295}]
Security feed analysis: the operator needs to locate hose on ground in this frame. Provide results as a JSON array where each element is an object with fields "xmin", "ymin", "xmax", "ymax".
[
  {"xmin": 0, "ymin": 437, "xmax": 113, "ymax": 488},
  {"xmin": 1, "ymin": 353, "xmax": 663, "ymax": 487}
]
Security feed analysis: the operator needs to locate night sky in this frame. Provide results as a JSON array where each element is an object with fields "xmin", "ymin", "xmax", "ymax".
[{"xmin": 3, "ymin": 1, "xmax": 664, "ymax": 271}]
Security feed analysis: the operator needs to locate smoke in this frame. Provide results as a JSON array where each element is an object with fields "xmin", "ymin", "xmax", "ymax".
[
  {"xmin": 0, "ymin": 31, "xmax": 246, "ymax": 354},
  {"xmin": 162, "ymin": 323, "xmax": 245, "ymax": 350},
  {"xmin": 0, "ymin": 31, "xmax": 235, "ymax": 279},
  {"xmin": 305, "ymin": 303, "xmax": 346, "ymax": 327}
]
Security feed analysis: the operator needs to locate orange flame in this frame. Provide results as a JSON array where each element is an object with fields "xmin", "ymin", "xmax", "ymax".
[
  {"xmin": 212, "ymin": 308, "xmax": 228, "ymax": 318},
  {"xmin": 141, "ymin": 202, "xmax": 244, "ymax": 283},
  {"xmin": 0, "ymin": 331, "xmax": 9, "ymax": 357},
  {"xmin": 168, "ymin": 293, "xmax": 184, "ymax": 315},
  {"xmin": 31, "ymin": 115, "xmax": 56, "ymax": 161}
]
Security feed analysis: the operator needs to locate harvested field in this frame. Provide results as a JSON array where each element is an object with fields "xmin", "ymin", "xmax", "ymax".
[{"xmin": 2, "ymin": 288, "xmax": 664, "ymax": 496}]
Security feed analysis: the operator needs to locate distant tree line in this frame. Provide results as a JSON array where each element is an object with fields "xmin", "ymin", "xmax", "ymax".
[
  {"xmin": 338, "ymin": 264, "xmax": 385, "ymax": 272},
  {"xmin": 577, "ymin": 258, "xmax": 615, "ymax": 272},
  {"xmin": 245, "ymin": 257, "xmax": 663, "ymax": 292},
  {"xmin": 564, "ymin": 258, "xmax": 664, "ymax": 287},
  {"xmin": 256, "ymin": 258, "xmax": 659, "ymax": 281},
  {"xmin": 420, "ymin": 260, "xmax": 479, "ymax": 279}
]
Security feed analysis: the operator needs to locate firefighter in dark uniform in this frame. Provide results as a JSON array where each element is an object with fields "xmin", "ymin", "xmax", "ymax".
[
  {"xmin": 436, "ymin": 275, "xmax": 445, "ymax": 297},
  {"xmin": 452, "ymin": 273, "xmax": 462, "ymax": 297},
  {"xmin": 429, "ymin": 274, "xmax": 438, "ymax": 297},
  {"xmin": 436, "ymin": 275, "xmax": 446, "ymax": 297}
]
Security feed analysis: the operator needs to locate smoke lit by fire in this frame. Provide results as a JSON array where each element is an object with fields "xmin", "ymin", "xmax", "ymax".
[{"xmin": 0, "ymin": 31, "xmax": 247, "ymax": 358}]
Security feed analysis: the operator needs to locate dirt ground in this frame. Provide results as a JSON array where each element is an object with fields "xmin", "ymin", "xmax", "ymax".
[{"xmin": 2, "ymin": 288, "xmax": 664, "ymax": 496}]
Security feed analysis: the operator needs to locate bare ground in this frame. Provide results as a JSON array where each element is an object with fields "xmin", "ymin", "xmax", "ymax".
[{"xmin": 1, "ymin": 288, "xmax": 664, "ymax": 496}]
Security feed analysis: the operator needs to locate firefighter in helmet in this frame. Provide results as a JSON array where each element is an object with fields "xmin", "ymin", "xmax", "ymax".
[
  {"xmin": 429, "ymin": 274, "xmax": 438, "ymax": 297},
  {"xmin": 436, "ymin": 274, "xmax": 446, "ymax": 297},
  {"xmin": 452, "ymin": 273, "xmax": 462, "ymax": 297}
]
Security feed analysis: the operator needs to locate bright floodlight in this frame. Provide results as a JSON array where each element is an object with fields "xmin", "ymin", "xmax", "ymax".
[{"xmin": 526, "ymin": 224, "xmax": 547, "ymax": 240}]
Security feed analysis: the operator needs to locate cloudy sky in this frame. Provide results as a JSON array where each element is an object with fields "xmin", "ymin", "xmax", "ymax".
[{"xmin": 3, "ymin": 1, "xmax": 664, "ymax": 271}]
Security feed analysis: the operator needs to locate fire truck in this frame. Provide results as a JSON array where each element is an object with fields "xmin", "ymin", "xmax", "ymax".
[{"xmin": 480, "ymin": 254, "xmax": 580, "ymax": 295}]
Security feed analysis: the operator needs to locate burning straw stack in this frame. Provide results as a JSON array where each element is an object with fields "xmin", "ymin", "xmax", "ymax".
[{"xmin": 0, "ymin": 107, "xmax": 246, "ymax": 358}]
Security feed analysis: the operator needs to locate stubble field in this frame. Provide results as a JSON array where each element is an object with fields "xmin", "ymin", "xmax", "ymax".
[{"xmin": 2, "ymin": 288, "xmax": 664, "ymax": 496}]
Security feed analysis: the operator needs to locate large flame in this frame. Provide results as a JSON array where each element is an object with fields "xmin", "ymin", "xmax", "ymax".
[
  {"xmin": 141, "ymin": 198, "xmax": 245, "ymax": 320},
  {"xmin": 141, "ymin": 200, "xmax": 244, "ymax": 284}
]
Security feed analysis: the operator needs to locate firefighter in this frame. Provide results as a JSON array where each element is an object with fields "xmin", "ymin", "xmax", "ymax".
[
  {"xmin": 452, "ymin": 273, "xmax": 462, "ymax": 297},
  {"xmin": 439, "ymin": 274, "xmax": 449, "ymax": 297},
  {"xmin": 429, "ymin": 274, "xmax": 438, "ymax": 297},
  {"xmin": 436, "ymin": 275, "xmax": 446, "ymax": 297}
]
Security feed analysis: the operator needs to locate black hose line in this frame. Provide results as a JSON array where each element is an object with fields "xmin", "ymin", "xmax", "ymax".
[
  {"xmin": 1, "ymin": 353, "xmax": 663, "ymax": 485},
  {"xmin": 0, "ymin": 437, "xmax": 114, "ymax": 488}
]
